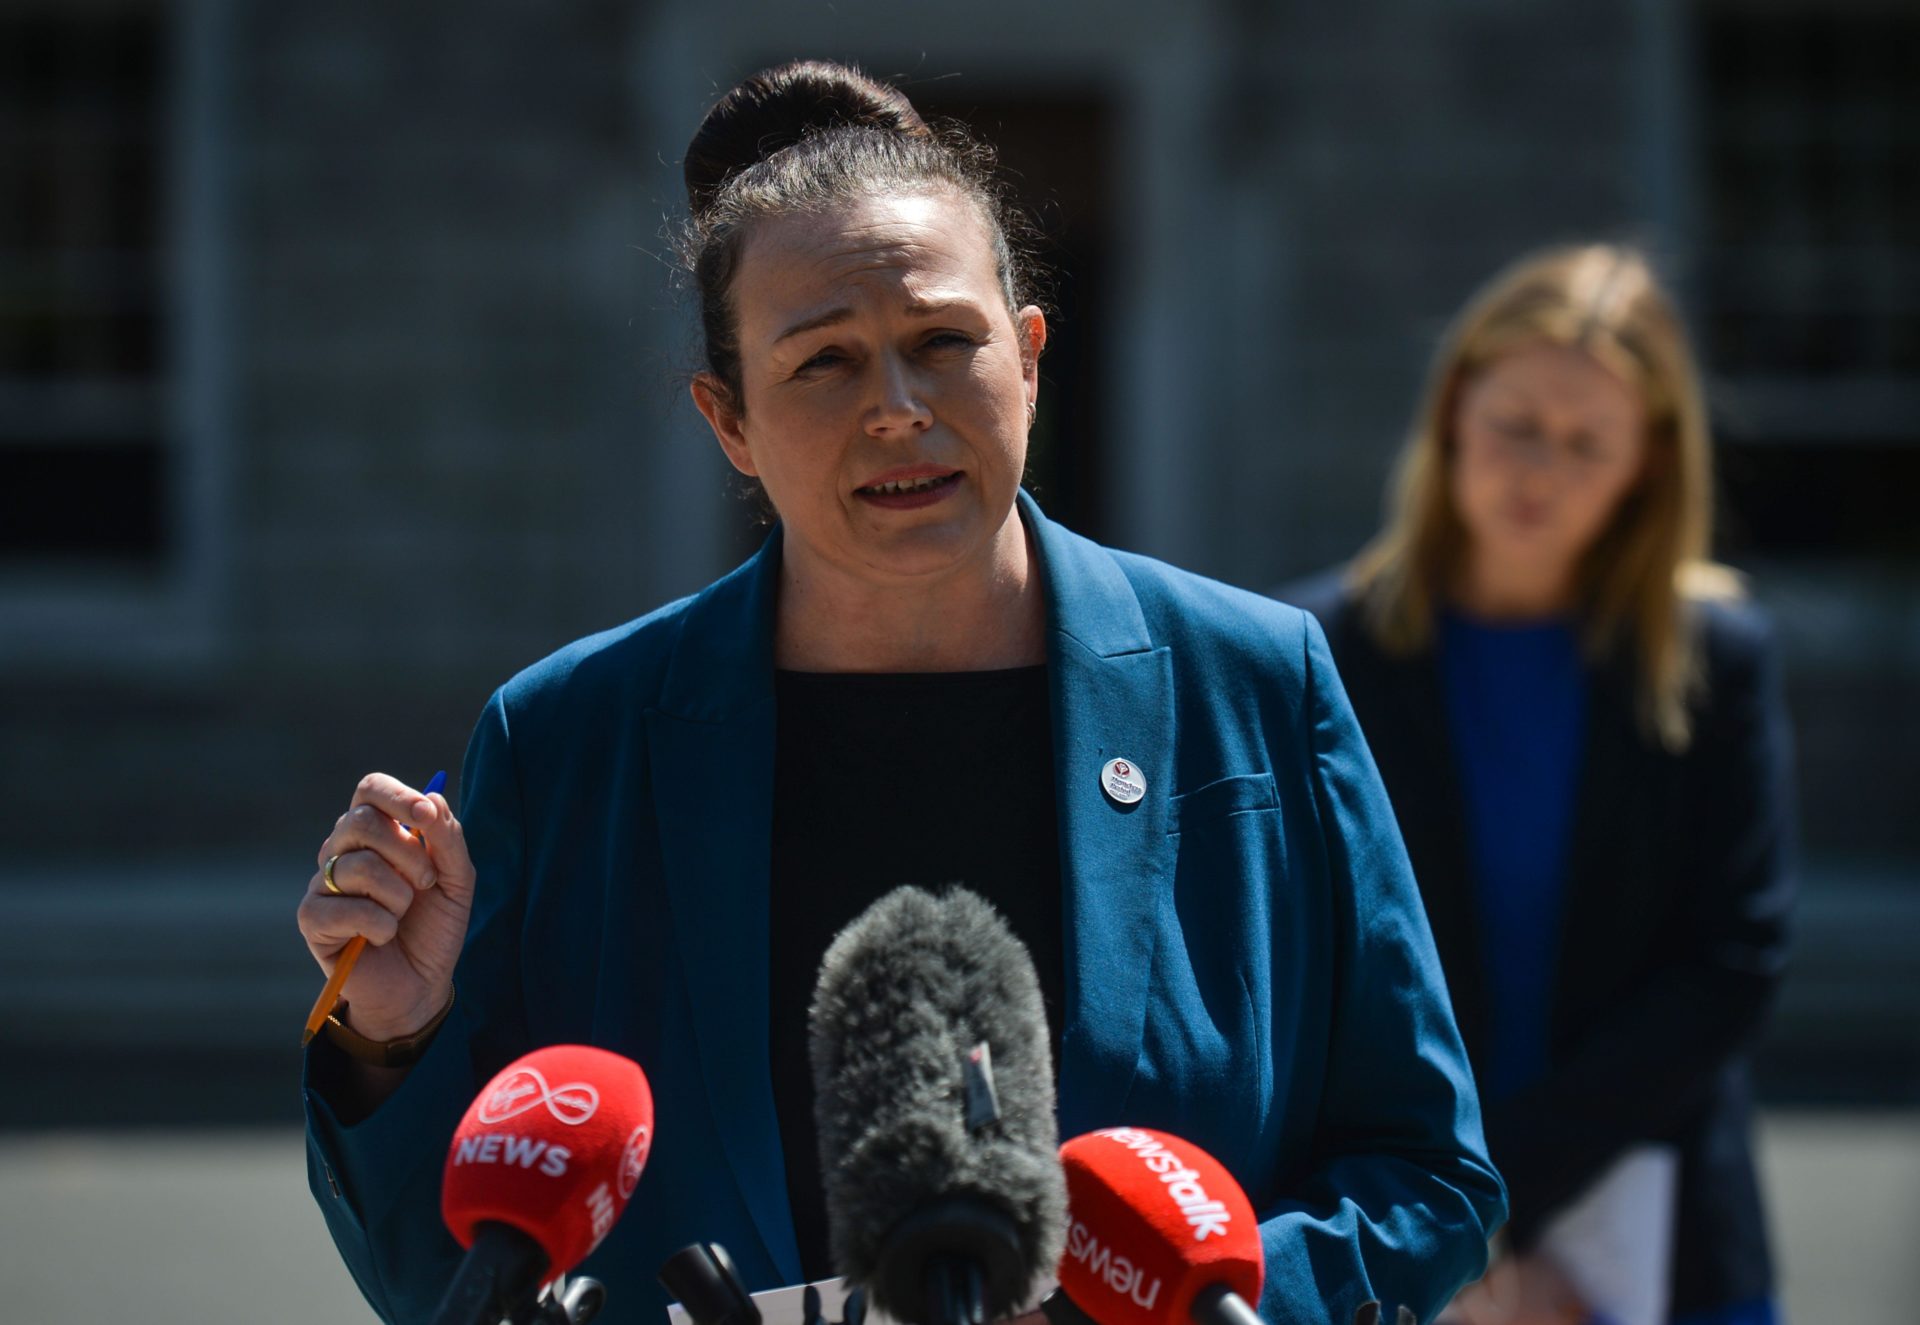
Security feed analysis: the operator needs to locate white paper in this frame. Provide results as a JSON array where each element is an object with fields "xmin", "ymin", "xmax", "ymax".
[
  {"xmin": 666, "ymin": 1272, "xmax": 1058, "ymax": 1325},
  {"xmin": 1537, "ymin": 1144, "xmax": 1678, "ymax": 1325}
]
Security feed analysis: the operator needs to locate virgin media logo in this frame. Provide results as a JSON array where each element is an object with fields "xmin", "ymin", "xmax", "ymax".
[
  {"xmin": 618, "ymin": 1123, "xmax": 653, "ymax": 1199},
  {"xmin": 477, "ymin": 1067, "xmax": 601, "ymax": 1126}
]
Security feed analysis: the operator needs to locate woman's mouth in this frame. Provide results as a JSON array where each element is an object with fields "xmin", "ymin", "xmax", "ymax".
[{"xmin": 855, "ymin": 471, "xmax": 962, "ymax": 509}]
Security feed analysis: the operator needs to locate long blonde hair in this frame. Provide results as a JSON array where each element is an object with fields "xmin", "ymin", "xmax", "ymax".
[{"xmin": 1349, "ymin": 244, "xmax": 1741, "ymax": 751}]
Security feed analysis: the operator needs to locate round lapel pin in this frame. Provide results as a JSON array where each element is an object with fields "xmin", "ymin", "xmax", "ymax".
[{"xmin": 1101, "ymin": 757, "xmax": 1147, "ymax": 806}]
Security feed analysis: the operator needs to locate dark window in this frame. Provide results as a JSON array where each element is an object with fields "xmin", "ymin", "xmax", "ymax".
[
  {"xmin": 1695, "ymin": 6, "xmax": 1920, "ymax": 561},
  {"xmin": 915, "ymin": 89, "xmax": 1117, "ymax": 544},
  {"xmin": 1697, "ymin": 8, "xmax": 1920, "ymax": 383},
  {"xmin": 0, "ymin": 8, "xmax": 169, "ymax": 566},
  {"xmin": 1717, "ymin": 441, "xmax": 1920, "ymax": 559}
]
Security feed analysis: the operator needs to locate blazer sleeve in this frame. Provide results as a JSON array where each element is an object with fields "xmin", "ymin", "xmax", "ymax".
[
  {"xmin": 1486, "ymin": 608, "xmax": 1797, "ymax": 1246},
  {"xmin": 303, "ymin": 688, "xmax": 534, "ymax": 1324},
  {"xmin": 1256, "ymin": 615, "xmax": 1509, "ymax": 1323}
]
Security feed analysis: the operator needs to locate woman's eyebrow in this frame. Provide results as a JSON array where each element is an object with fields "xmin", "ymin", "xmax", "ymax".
[
  {"xmin": 773, "ymin": 298, "xmax": 974, "ymax": 347},
  {"xmin": 1479, "ymin": 378, "xmax": 1544, "ymax": 409},
  {"xmin": 774, "ymin": 307, "xmax": 853, "ymax": 345}
]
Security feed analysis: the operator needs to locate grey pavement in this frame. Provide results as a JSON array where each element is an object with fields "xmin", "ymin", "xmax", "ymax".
[
  {"xmin": 0, "ymin": 1113, "xmax": 1915, "ymax": 1324},
  {"xmin": 0, "ymin": 1129, "xmax": 373, "ymax": 1323}
]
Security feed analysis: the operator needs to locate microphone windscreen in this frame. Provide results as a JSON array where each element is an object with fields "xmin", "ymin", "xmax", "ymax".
[
  {"xmin": 1058, "ymin": 1128, "xmax": 1262, "ymax": 1325},
  {"xmin": 808, "ymin": 885, "xmax": 1066, "ymax": 1313},
  {"xmin": 441, "ymin": 1044, "xmax": 656, "ymax": 1284}
]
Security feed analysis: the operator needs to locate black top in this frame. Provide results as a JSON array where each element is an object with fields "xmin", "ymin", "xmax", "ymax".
[{"xmin": 768, "ymin": 665, "xmax": 1064, "ymax": 1283}]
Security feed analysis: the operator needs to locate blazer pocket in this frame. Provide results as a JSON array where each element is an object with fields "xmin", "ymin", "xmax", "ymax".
[{"xmin": 1168, "ymin": 771, "xmax": 1279, "ymax": 835}]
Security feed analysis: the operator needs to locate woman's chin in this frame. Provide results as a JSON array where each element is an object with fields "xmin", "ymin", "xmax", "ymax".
[
  {"xmin": 842, "ymin": 495, "xmax": 1023, "ymax": 580},
  {"xmin": 850, "ymin": 524, "xmax": 986, "ymax": 581},
  {"xmin": 1486, "ymin": 521, "xmax": 1570, "ymax": 558}
]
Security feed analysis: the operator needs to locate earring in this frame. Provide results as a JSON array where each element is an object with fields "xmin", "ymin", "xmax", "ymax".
[{"xmin": 1026, "ymin": 400, "xmax": 1037, "ymax": 429}]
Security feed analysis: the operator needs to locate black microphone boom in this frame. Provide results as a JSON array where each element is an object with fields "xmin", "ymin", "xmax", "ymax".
[
  {"xmin": 659, "ymin": 1242, "xmax": 761, "ymax": 1325},
  {"xmin": 428, "ymin": 1220, "xmax": 550, "ymax": 1325},
  {"xmin": 808, "ymin": 885, "xmax": 1067, "ymax": 1325}
]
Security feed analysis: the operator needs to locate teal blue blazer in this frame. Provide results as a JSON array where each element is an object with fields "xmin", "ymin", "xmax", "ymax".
[{"xmin": 305, "ymin": 492, "xmax": 1505, "ymax": 1324}]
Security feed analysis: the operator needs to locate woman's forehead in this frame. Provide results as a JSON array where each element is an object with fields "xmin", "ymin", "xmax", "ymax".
[
  {"xmin": 734, "ymin": 192, "xmax": 1000, "ymax": 332},
  {"xmin": 1470, "ymin": 341, "xmax": 1642, "ymax": 420}
]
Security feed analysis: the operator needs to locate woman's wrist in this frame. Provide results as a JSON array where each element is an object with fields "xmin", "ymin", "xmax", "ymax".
[{"xmin": 326, "ymin": 986, "xmax": 455, "ymax": 1066}]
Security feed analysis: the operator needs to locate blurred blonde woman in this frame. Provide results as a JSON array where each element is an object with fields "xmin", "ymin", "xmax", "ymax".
[{"xmin": 1285, "ymin": 245, "xmax": 1795, "ymax": 1325}]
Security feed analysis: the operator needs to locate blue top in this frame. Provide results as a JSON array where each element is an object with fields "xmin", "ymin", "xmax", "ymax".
[
  {"xmin": 1439, "ymin": 612, "xmax": 1587, "ymax": 1103},
  {"xmin": 304, "ymin": 491, "xmax": 1505, "ymax": 1325}
]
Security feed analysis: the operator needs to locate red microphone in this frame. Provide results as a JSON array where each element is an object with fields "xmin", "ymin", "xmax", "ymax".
[
  {"xmin": 430, "ymin": 1045, "xmax": 656, "ymax": 1325},
  {"xmin": 1050, "ymin": 1128, "xmax": 1263, "ymax": 1325}
]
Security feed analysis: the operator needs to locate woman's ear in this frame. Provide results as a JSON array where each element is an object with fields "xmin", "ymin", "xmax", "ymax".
[
  {"xmin": 691, "ymin": 372, "xmax": 757, "ymax": 477},
  {"xmin": 1017, "ymin": 306, "xmax": 1047, "ymax": 394}
]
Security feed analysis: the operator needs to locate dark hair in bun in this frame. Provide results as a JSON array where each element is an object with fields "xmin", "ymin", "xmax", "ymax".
[
  {"xmin": 679, "ymin": 60, "xmax": 1039, "ymax": 411},
  {"xmin": 683, "ymin": 60, "xmax": 930, "ymax": 217}
]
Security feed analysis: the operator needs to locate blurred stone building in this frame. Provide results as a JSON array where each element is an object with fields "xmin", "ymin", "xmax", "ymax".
[{"xmin": 2, "ymin": 0, "xmax": 1914, "ymax": 1121}]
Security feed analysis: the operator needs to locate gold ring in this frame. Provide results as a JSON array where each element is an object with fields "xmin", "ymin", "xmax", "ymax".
[{"xmin": 322, "ymin": 854, "xmax": 344, "ymax": 895}]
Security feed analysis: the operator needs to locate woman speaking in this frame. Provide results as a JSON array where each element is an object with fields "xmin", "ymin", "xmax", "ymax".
[
  {"xmin": 296, "ymin": 61, "xmax": 1505, "ymax": 1325},
  {"xmin": 1285, "ymin": 247, "xmax": 1795, "ymax": 1325}
]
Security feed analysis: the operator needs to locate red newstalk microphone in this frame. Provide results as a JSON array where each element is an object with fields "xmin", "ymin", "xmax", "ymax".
[
  {"xmin": 1051, "ymin": 1128, "xmax": 1263, "ymax": 1325},
  {"xmin": 430, "ymin": 1045, "xmax": 656, "ymax": 1325}
]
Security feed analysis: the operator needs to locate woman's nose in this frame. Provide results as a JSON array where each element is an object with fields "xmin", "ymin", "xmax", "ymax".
[
  {"xmin": 1507, "ymin": 431, "xmax": 1578, "ymax": 483},
  {"xmin": 865, "ymin": 353, "xmax": 932, "ymax": 436},
  {"xmin": 1509, "ymin": 432, "xmax": 1554, "ymax": 471}
]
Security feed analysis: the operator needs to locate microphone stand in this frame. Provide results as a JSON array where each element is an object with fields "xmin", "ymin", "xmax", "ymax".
[{"xmin": 522, "ymin": 1272, "xmax": 607, "ymax": 1325}]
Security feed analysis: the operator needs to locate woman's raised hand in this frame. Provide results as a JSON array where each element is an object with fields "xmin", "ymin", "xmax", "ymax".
[{"xmin": 296, "ymin": 773, "xmax": 476, "ymax": 1041}]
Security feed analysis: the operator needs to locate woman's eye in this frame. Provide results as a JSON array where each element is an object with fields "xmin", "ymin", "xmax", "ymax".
[
  {"xmin": 923, "ymin": 331, "xmax": 977, "ymax": 351},
  {"xmin": 796, "ymin": 349, "xmax": 846, "ymax": 373}
]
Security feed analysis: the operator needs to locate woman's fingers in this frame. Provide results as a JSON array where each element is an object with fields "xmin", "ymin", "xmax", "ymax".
[
  {"xmin": 341, "ymin": 773, "xmax": 474, "ymax": 898},
  {"xmin": 314, "ymin": 848, "xmax": 417, "ymax": 918},
  {"xmin": 387, "ymin": 788, "xmax": 477, "ymax": 902},
  {"xmin": 296, "ymin": 885, "xmax": 402, "ymax": 956},
  {"xmin": 315, "ymin": 774, "xmax": 438, "ymax": 890},
  {"xmin": 346, "ymin": 771, "xmax": 434, "ymax": 825}
]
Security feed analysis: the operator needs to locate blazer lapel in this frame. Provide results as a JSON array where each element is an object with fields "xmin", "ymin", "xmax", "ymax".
[
  {"xmin": 1366, "ymin": 638, "xmax": 1490, "ymax": 1063},
  {"xmin": 1021, "ymin": 493, "xmax": 1177, "ymax": 1136},
  {"xmin": 645, "ymin": 531, "xmax": 804, "ymax": 1285},
  {"xmin": 1551, "ymin": 649, "xmax": 1643, "ymax": 1037}
]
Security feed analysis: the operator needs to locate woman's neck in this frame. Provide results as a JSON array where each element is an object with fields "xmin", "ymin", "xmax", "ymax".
[
  {"xmin": 1452, "ymin": 546, "xmax": 1577, "ymax": 622},
  {"xmin": 772, "ymin": 516, "xmax": 1047, "ymax": 672}
]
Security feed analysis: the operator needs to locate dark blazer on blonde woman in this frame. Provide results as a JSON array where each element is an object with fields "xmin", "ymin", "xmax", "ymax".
[{"xmin": 1283, "ymin": 574, "xmax": 1795, "ymax": 1317}]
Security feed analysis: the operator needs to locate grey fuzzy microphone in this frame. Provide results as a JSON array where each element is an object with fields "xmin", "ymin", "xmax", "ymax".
[{"xmin": 808, "ymin": 886, "xmax": 1067, "ymax": 1325}]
